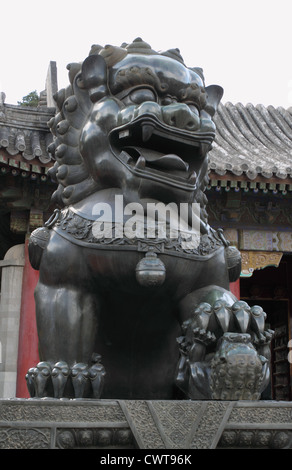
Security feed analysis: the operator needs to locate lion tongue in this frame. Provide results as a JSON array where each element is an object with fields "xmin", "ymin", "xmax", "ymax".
[{"xmin": 128, "ymin": 147, "xmax": 189, "ymax": 172}]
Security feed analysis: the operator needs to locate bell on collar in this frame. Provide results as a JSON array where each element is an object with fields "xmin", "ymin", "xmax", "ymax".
[{"xmin": 135, "ymin": 248, "xmax": 166, "ymax": 287}]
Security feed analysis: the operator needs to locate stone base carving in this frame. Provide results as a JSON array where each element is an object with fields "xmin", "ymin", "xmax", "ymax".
[{"xmin": 1, "ymin": 399, "xmax": 292, "ymax": 449}]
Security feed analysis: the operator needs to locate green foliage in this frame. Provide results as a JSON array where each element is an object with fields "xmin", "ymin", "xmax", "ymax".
[{"xmin": 17, "ymin": 90, "xmax": 39, "ymax": 107}]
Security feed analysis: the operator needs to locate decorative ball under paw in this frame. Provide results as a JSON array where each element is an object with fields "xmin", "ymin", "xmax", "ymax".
[{"xmin": 210, "ymin": 333, "xmax": 265, "ymax": 400}]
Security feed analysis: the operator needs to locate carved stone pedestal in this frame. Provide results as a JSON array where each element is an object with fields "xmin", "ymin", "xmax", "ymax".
[{"xmin": 0, "ymin": 399, "xmax": 292, "ymax": 449}]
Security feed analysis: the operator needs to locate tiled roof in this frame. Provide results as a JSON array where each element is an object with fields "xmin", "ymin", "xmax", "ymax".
[
  {"xmin": 210, "ymin": 103, "xmax": 292, "ymax": 180},
  {"xmin": 1, "ymin": 97, "xmax": 292, "ymax": 183},
  {"xmin": 0, "ymin": 99, "xmax": 54, "ymax": 178}
]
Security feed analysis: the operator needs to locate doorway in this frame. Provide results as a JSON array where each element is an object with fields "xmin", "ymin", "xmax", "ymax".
[{"xmin": 240, "ymin": 256, "xmax": 292, "ymax": 401}]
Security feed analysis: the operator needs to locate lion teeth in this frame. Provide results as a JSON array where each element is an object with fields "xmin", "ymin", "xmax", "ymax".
[
  {"xmin": 142, "ymin": 125, "xmax": 154, "ymax": 142},
  {"xmin": 188, "ymin": 171, "xmax": 197, "ymax": 184},
  {"xmin": 120, "ymin": 150, "xmax": 133, "ymax": 164},
  {"xmin": 200, "ymin": 142, "xmax": 210, "ymax": 157},
  {"xmin": 119, "ymin": 129, "xmax": 130, "ymax": 139},
  {"xmin": 135, "ymin": 156, "xmax": 146, "ymax": 169}
]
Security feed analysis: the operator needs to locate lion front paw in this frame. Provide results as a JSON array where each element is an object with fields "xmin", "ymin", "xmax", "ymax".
[
  {"xmin": 176, "ymin": 299, "xmax": 274, "ymax": 400},
  {"xmin": 26, "ymin": 354, "xmax": 106, "ymax": 399}
]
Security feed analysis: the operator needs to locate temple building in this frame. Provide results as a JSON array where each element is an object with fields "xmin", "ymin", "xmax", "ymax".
[{"xmin": 0, "ymin": 63, "xmax": 292, "ymax": 400}]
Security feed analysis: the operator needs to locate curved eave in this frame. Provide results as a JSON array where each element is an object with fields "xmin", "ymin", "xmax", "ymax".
[
  {"xmin": 0, "ymin": 104, "xmax": 54, "ymax": 158},
  {"xmin": 210, "ymin": 102, "xmax": 292, "ymax": 181}
]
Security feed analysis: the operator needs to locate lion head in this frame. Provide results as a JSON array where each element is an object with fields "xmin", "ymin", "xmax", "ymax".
[{"xmin": 47, "ymin": 38, "xmax": 223, "ymax": 229}]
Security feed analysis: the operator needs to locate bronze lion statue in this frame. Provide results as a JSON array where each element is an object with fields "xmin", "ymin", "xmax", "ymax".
[{"xmin": 27, "ymin": 38, "xmax": 273, "ymax": 400}]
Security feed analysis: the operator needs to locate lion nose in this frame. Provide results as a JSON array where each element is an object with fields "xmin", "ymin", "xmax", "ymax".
[{"xmin": 162, "ymin": 103, "xmax": 200, "ymax": 131}]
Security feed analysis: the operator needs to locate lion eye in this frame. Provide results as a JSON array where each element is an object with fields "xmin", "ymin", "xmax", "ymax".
[
  {"xmin": 161, "ymin": 96, "xmax": 177, "ymax": 106},
  {"xmin": 129, "ymin": 88, "xmax": 157, "ymax": 104}
]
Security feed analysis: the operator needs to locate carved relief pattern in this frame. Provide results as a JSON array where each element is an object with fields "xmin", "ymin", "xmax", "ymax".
[
  {"xmin": 52, "ymin": 209, "xmax": 225, "ymax": 258},
  {"xmin": 0, "ymin": 428, "xmax": 50, "ymax": 449},
  {"xmin": 150, "ymin": 401, "xmax": 202, "ymax": 448},
  {"xmin": 240, "ymin": 250, "xmax": 282, "ymax": 275},
  {"xmin": 219, "ymin": 430, "xmax": 292, "ymax": 449},
  {"xmin": 122, "ymin": 401, "xmax": 232, "ymax": 449},
  {"xmin": 189, "ymin": 402, "xmax": 231, "ymax": 449},
  {"xmin": 120, "ymin": 401, "xmax": 165, "ymax": 449},
  {"xmin": 2, "ymin": 400, "xmax": 292, "ymax": 449},
  {"xmin": 228, "ymin": 405, "xmax": 292, "ymax": 424},
  {"xmin": 56, "ymin": 427, "xmax": 134, "ymax": 449},
  {"xmin": 0, "ymin": 401, "xmax": 125, "ymax": 423}
]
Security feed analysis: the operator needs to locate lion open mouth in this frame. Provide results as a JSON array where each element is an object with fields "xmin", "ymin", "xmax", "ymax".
[{"xmin": 110, "ymin": 114, "xmax": 214, "ymax": 191}]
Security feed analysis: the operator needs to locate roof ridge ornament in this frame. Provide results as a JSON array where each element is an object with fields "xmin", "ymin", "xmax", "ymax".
[
  {"xmin": 0, "ymin": 92, "xmax": 6, "ymax": 106},
  {"xmin": 0, "ymin": 92, "xmax": 6, "ymax": 119}
]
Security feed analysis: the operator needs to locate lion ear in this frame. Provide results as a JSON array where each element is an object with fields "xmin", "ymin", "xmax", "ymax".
[
  {"xmin": 205, "ymin": 85, "xmax": 224, "ymax": 116},
  {"xmin": 77, "ymin": 54, "xmax": 109, "ymax": 102}
]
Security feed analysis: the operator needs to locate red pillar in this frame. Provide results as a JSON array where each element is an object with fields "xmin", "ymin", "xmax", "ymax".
[
  {"xmin": 230, "ymin": 278, "xmax": 240, "ymax": 299},
  {"xmin": 16, "ymin": 238, "xmax": 39, "ymax": 398}
]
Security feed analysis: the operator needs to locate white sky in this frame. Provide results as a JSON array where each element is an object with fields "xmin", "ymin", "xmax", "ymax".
[{"xmin": 1, "ymin": 0, "xmax": 292, "ymax": 108}]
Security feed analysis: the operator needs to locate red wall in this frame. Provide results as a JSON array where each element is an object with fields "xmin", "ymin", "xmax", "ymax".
[
  {"xmin": 230, "ymin": 278, "xmax": 240, "ymax": 299},
  {"xmin": 16, "ymin": 239, "xmax": 39, "ymax": 398}
]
